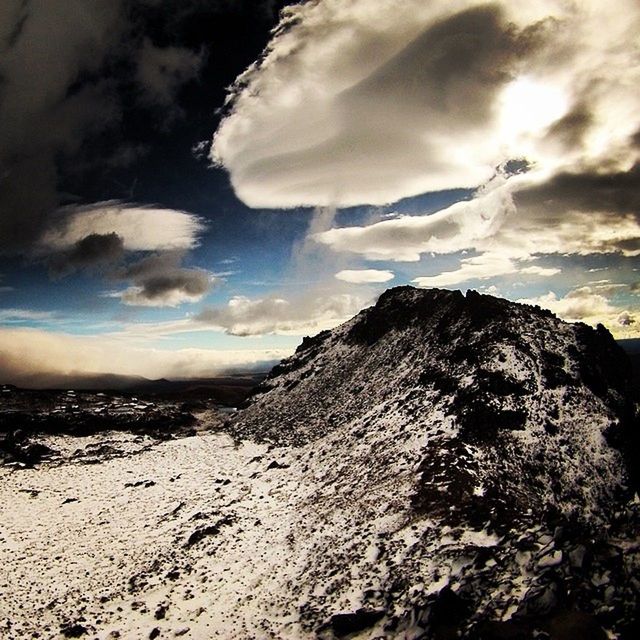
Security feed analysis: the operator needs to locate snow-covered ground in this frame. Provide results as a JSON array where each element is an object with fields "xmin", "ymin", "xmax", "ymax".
[{"xmin": 0, "ymin": 431, "xmax": 315, "ymax": 639}]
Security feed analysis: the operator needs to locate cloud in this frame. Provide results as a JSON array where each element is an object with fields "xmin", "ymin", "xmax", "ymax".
[
  {"xmin": 315, "ymin": 171, "xmax": 639, "ymax": 285},
  {"xmin": 40, "ymin": 201, "xmax": 207, "ymax": 252},
  {"xmin": 517, "ymin": 286, "xmax": 639, "ymax": 337},
  {"xmin": 0, "ymin": 326, "xmax": 288, "ymax": 385},
  {"xmin": 136, "ymin": 38, "xmax": 204, "ymax": 110},
  {"xmin": 335, "ymin": 269, "xmax": 395, "ymax": 284},
  {"xmin": 196, "ymin": 292, "xmax": 368, "ymax": 336},
  {"xmin": 108, "ymin": 252, "xmax": 217, "ymax": 307},
  {"xmin": 413, "ymin": 253, "xmax": 517, "ymax": 288},
  {"xmin": 36, "ymin": 203, "xmax": 211, "ymax": 305},
  {"xmin": 0, "ymin": 309, "xmax": 54, "ymax": 323},
  {"xmin": 212, "ymin": 0, "xmax": 640, "ymax": 209},
  {"xmin": 314, "ymin": 186, "xmax": 515, "ymax": 262},
  {"xmin": 47, "ymin": 232, "xmax": 125, "ymax": 277},
  {"xmin": 0, "ymin": 1, "xmax": 209, "ymax": 253},
  {"xmin": 618, "ymin": 311, "xmax": 636, "ymax": 327}
]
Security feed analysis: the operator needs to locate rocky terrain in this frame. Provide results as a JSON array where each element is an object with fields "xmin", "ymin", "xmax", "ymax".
[
  {"xmin": 0, "ymin": 287, "xmax": 638, "ymax": 639},
  {"xmin": 0, "ymin": 387, "xmax": 199, "ymax": 467}
]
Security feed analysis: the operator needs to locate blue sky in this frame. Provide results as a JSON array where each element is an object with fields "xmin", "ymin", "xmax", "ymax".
[{"xmin": 0, "ymin": 0, "xmax": 639, "ymax": 384}]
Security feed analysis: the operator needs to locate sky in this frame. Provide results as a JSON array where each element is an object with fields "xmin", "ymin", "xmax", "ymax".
[{"xmin": 0, "ymin": 0, "xmax": 639, "ymax": 385}]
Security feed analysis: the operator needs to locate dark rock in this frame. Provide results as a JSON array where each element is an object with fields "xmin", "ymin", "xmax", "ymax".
[
  {"xmin": 266, "ymin": 460, "xmax": 290, "ymax": 470},
  {"xmin": 516, "ymin": 581, "xmax": 561, "ymax": 618},
  {"xmin": 185, "ymin": 516, "xmax": 234, "ymax": 547},
  {"xmin": 60, "ymin": 624, "xmax": 88, "ymax": 638},
  {"xmin": 329, "ymin": 608, "xmax": 385, "ymax": 637},
  {"xmin": 471, "ymin": 619, "xmax": 535, "ymax": 639},
  {"xmin": 428, "ymin": 586, "xmax": 471, "ymax": 639},
  {"xmin": 154, "ymin": 604, "xmax": 168, "ymax": 620},
  {"xmin": 550, "ymin": 610, "xmax": 607, "ymax": 640}
]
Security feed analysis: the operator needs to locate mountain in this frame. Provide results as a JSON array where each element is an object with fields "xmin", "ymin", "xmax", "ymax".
[
  {"xmin": 1, "ymin": 287, "xmax": 638, "ymax": 639},
  {"xmin": 226, "ymin": 286, "xmax": 639, "ymax": 637}
]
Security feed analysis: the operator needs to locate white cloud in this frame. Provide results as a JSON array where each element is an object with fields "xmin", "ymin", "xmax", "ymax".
[
  {"xmin": 196, "ymin": 292, "xmax": 369, "ymax": 336},
  {"xmin": 413, "ymin": 253, "xmax": 517, "ymax": 288},
  {"xmin": 316, "ymin": 173, "xmax": 639, "ymax": 285},
  {"xmin": 0, "ymin": 327, "xmax": 288, "ymax": 384},
  {"xmin": 520, "ymin": 265, "xmax": 561, "ymax": 277},
  {"xmin": 517, "ymin": 286, "xmax": 639, "ymax": 338},
  {"xmin": 315, "ymin": 185, "xmax": 515, "ymax": 262},
  {"xmin": 40, "ymin": 201, "xmax": 207, "ymax": 252},
  {"xmin": 212, "ymin": 0, "xmax": 640, "ymax": 209},
  {"xmin": 335, "ymin": 269, "xmax": 395, "ymax": 284},
  {"xmin": 0, "ymin": 308, "xmax": 54, "ymax": 322}
]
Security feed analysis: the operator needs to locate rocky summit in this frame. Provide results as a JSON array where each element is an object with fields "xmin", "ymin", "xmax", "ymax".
[{"xmin": 1, "ymin": 287, "xmax": 638, "ymax": 639}]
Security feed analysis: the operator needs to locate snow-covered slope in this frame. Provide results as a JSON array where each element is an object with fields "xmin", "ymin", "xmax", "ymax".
[
  {"xmin": 1, "ymin": 287, "xmax": 638, "ymax": 639},
  {"xmin": 235, "ymin": 287, "xmax": 633, "ymax": 525}
]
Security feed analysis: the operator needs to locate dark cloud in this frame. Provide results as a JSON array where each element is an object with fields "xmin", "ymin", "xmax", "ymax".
[
  {"xmin": 48, "ymin": 232, "xmax": 125, "ymax": 277},
  {"xmin": 344, "ymin": 5, "xmax": 541, "ymax": 126},
  {"xmin": 545, "ymin": 102, "xmax": 593, "ymax": 150},
  {"xmin": 135, "ymin": 37, "xmax": 205, "ymax": 114},
  {"xmin": 114, "ymin": 251, "xmax": 216, "ymax": 307},
  {"xmin": 515, "ymin": 163, "xmax": 640, "ymax": 217},
  {"xmin": 618, "ymin": 311, "xmax": 636, "ymax": 326},
  {"xmin": 0, "ymin": 0, "xmax": 208, "ymax": 254}
]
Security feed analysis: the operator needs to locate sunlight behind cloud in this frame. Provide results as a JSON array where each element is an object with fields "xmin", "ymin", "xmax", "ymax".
[{"xmin": 499, "ymin": 76, "xmax": 568, "ymax": 143}]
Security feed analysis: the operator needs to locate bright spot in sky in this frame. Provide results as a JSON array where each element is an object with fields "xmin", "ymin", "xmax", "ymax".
[{"xmin": 499, "ymin": 76, "xmax": 568, "ymax": 140}]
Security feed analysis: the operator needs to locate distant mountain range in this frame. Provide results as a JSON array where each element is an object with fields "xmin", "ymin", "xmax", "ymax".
[{"xmin": 3, "ymin": 372, "xmax": 268, "ymax": 406}]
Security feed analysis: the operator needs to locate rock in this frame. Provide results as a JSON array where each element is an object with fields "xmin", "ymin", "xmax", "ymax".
[
  {"xmin": 155, "ymin": 604, "xmax": 168, "ymax": 620},
  {"xmin": 549, "ymin": 610, "xmax": 607, "ymax": 640},
  {"xmin": 472, "ymin": 619, "xmax": 535, "ymax": 639},
  {"xmin": 517, "ymin": 581, "xmax": 560, "ymax": 618},
  {"xmin": 60, "ymin": 624, "xmax": 88, "ymax": 638},
  {"xmin": 429, "ymin": 586, "xmax": 472, "ymax": 633},
  {"xmin": 329, "ymin": 608, "xmax": 385, "ymax": 637},
  {"xmin": 538, "ymin": 550, "xmax": 563, "ymax": 568},
  {"xmin": 185, "ymin": 515, "xmax": 234, "ymax": 547},
  {"xmin": 266, "ymin": 460, "xmax": 290, "ymax": 470},
  {"xmin": 569, "ymin": 545, "xmax": 587, "ymax": 569}
]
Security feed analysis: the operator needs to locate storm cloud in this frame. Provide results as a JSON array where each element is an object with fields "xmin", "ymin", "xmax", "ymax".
[
  {"xmin": 47, "ymin": 232, "xmax": 125, "ymax": 277},
  {"xmin": 0, "ymin": 0, "xmax": 206, "ymax": 253}
]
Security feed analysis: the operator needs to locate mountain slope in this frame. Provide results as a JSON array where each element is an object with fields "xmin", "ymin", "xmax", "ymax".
[
  {"xmin": 226, "ymin": 286, "xmax": 638, "ymax": 636},
  {"xmin": 233, "ymin": 287, "xmax": 633, "ymax": 524}
]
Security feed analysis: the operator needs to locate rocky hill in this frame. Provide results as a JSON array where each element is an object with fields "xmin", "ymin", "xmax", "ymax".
[
  {"xmin": 1, "ymin": 287, "xmax": 638, "ymax": 639},
  {"xmin": 227, "ymin": 286, "xmax": 639, "ymax": 638}
]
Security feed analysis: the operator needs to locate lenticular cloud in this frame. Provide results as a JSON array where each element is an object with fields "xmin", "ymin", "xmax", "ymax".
[{"xmin": 212, "ymin": 0, "xmax": 640, "ymax": 209}]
